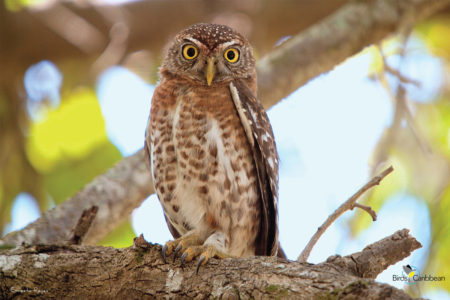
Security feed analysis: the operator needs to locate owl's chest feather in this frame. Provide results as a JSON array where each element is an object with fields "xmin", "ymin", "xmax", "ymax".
[{"xmin": 150, "ymin": 84, "xmax": 259, "ymax": 241}]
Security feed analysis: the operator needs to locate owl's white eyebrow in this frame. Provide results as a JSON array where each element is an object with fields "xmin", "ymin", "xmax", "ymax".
[
  {"xmin": 183, "ymin": 38, "xmax": 241, "ymax": 49},
  {"xmin": 185, "ymin": 37, "xmax": 201, "ymax": 45},
  {"xmin": 220, "ymin": 40, "xmax": 241, "ymax": 49}
]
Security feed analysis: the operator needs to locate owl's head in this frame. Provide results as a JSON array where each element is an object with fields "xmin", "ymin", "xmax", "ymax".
[{"xmin": 162, "ymin": 23, "xmax": 255, "ymax": 86}]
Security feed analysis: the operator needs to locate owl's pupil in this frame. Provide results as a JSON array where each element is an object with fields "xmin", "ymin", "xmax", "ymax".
[
  {"xmin": 227, "ymin": 51, "xmax": 235, "ymax": 60},
  {"xmin": 187, "ymin": 47, "xmax": 196, "ymax": 57}
]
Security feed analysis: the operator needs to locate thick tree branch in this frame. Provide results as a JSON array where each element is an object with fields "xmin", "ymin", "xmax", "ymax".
[
  {"xmin": 2, "ymin": 0, "xmax": 449, "ymax": 247},
  {"xmin": 0, "ymin": 229, "xmax": 421, "ymax": 299},
  {"xmin": 1, "ymin": 150, "xmax": 152, "ymax": 246},
  {"xmin": 257, "ymin": 0, "xmax": 450, "ymax": 108},
  {"xmin": 326, "ymin": 229, "xmax": 422, "ymax": 279}
]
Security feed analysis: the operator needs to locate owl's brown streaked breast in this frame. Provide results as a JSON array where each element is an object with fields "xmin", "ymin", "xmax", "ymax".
[{"xmin": 149, "ymin": 79, "xmax": 262, "ymax": 257}]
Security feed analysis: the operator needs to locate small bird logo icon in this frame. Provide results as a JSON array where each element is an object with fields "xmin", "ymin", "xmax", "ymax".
[{"xmin": 403, "ymin": 265, "xmax": 415, "ymax": 278}]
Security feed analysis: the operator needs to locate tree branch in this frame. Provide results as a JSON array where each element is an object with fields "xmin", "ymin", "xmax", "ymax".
[
  {"xmin": 68, "ymin": 206, "xmax": 98, "ymax": 245},
  {"xmin": 298, "ymin": 166, "xmax": 394, "ymax": 263},
  {"xmin": 2, "ymin": 0, "xmax": 449, "ymax": 247},
  {"xmin": 0, "ymin": 229, "xmax": 421, "ymax": 299},
  {"xmin": 327, "ymin": 229, "xmax": 422, "ymax": 279},
  {"xmin": 1, "ymin": 150, "xmax": 152, "ymax": 246},
  {"xmin": 0, "ymin": 0, "xmax": 348, "ymax": 83},
  {"xmin": 257, "ymin": 0, "xmax": 450, "ymax": 108}
]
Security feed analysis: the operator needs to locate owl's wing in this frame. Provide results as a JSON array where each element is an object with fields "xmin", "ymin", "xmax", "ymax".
[{"xmin": 230, "ymin": 80, "xmax": 279, "ymax": 257}]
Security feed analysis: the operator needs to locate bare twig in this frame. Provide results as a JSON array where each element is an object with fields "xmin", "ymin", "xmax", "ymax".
[
  {"xmin": 370, "ymin": 39, "xmax": 411, "ymax": 177},
  {"xmin": 375, "ymin": 43, "xmax": 431, "ymax": 165},
  {"xmin": 384, "ymin": 64, "xmax": 422, "ymax": 87},
  {"xmin": 297, "ymin": 166, "xmax": 394, "ymax": 262},
  {"xmin": 352, "ymin": 203, "xmax": 377, "ymax": 221},
  {"xmin": 68, "ymin": 206, "xmax": 99, "ymax": 245}
]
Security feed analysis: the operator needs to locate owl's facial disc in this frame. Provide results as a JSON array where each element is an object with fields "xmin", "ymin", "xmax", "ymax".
[{"xmin": 205, "ymin": 57, "xmax": 215, "ymax": 86}]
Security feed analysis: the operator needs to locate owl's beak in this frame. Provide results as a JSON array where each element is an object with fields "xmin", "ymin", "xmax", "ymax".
[{"xmin": 205, "ymin": 57, "xmax": 216, "ymax": 86}]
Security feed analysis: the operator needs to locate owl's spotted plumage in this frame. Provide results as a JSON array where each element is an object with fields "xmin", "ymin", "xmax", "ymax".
[{"xmin": 145, "ymin": 23, "xmax": 283, "ymax": 268}]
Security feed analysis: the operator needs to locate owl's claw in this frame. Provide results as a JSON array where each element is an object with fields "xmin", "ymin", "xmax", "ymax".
[
  {"xmin": 161, "ymin": 233, "xmax": 231, "ymax": 272},
  {"xmin": 180, "ymin": 244, "xmax": 231, "ymax": 274},
  {"xmin": 161, "ymin": 240, "xmax": 176, "ymax": 263},
  {"xmin": 180, "ymin": 251, "xmax": 188, "ymax": 269},
  {"xmin": 161, "ymin": 232, "xmax": 203, "ymax": 264},
  {"xmin": 173, "ymin": 244, "xmax": 183, "ymax": 262},
  {"xmin": 196, "ymin": 255, "xmax": 206, "ymax": 274}
]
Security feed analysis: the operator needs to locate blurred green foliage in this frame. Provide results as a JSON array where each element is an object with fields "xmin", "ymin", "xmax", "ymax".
[
  {"xmin": 25, "ymin": 88, "xmax": 122, "ymax": 205},
  {"xmin": 99, "ymin": 221, "xmax": 136, "ymax": 248},
  {"xmin": 4, "ymin": 0, "xmax": 48, "ymax": 11}
]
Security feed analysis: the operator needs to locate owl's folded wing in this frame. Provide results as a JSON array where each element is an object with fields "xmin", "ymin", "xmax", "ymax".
[{"xmin": 229, "ymin": 80, "xmax": 280, "ymax": 257}]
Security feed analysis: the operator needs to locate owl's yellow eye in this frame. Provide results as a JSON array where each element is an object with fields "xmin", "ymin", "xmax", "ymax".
[
  {"xmin": 182, "ymin": 45, "xmax": 198, "ymax": 60},
  {"xmin": 224, "ymin": 48, "xmax": 239, "ymax": 63}
]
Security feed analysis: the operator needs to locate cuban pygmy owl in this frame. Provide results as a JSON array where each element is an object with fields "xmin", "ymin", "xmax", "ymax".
[{"xmin": 145, "ymin": 23, "xmax": 284, "ymax": 271}]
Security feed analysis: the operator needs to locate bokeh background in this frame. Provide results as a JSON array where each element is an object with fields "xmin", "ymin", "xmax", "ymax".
[{"xmin": 1, "ymin": 0, "xmax": 449, "ymax": 298}]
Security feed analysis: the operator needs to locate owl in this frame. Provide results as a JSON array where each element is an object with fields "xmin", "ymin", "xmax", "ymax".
[{"xmin": 145, "ymin": 23, "xmax": 284, "ymax": 271}]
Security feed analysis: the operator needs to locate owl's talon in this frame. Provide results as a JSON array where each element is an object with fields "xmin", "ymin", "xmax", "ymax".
[
  {"xmin": 196, "ymin": 255, "xmax": 206, "ymax": 274},
  {"xmin": 180, "ymin": 252, "xmax": 188, "ymax": 269},
  {"xmin": 173, "ymin": 244, "xmax": 183, "ymax": 262}
]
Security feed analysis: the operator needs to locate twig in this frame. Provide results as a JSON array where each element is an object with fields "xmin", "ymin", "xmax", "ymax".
[
  {"xmin": 297, "ymin": 166, "xmax": 394, "ymax": 262},
  {"xmin": 352, "ymin": 203, "xmax": 377, "ymax": 221},
  {"xmin": 68, "ymin": 206, "xmax": 99, "ymax": 245},
  {"xmin": 369, "ymin": 40, "xmax": 410, "ymax": 177},
  {"xmin": 384, "ymin": 64, "xmax": 422, "ymax": 87},
  {"xmin": 376, "ymin": 44, "xmax": 431, "ymax": 160}
]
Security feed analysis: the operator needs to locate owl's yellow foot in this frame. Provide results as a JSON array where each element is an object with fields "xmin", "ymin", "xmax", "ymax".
[
  {"xmin": 179, "ymin": 244, "xmax": 232, "ymax": 274},
  {"xmin": 161, "ymin": 232, "xmax": 202, "ymax": 263}
]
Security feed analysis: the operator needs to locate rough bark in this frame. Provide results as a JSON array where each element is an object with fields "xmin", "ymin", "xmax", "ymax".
[
  {"xmin": 0, "ymin": 229, "xmax": 422, "ymax": 299},
  {"xmin": 1, "ymin": 0, "xmax": 449, "ymax": 248}
]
